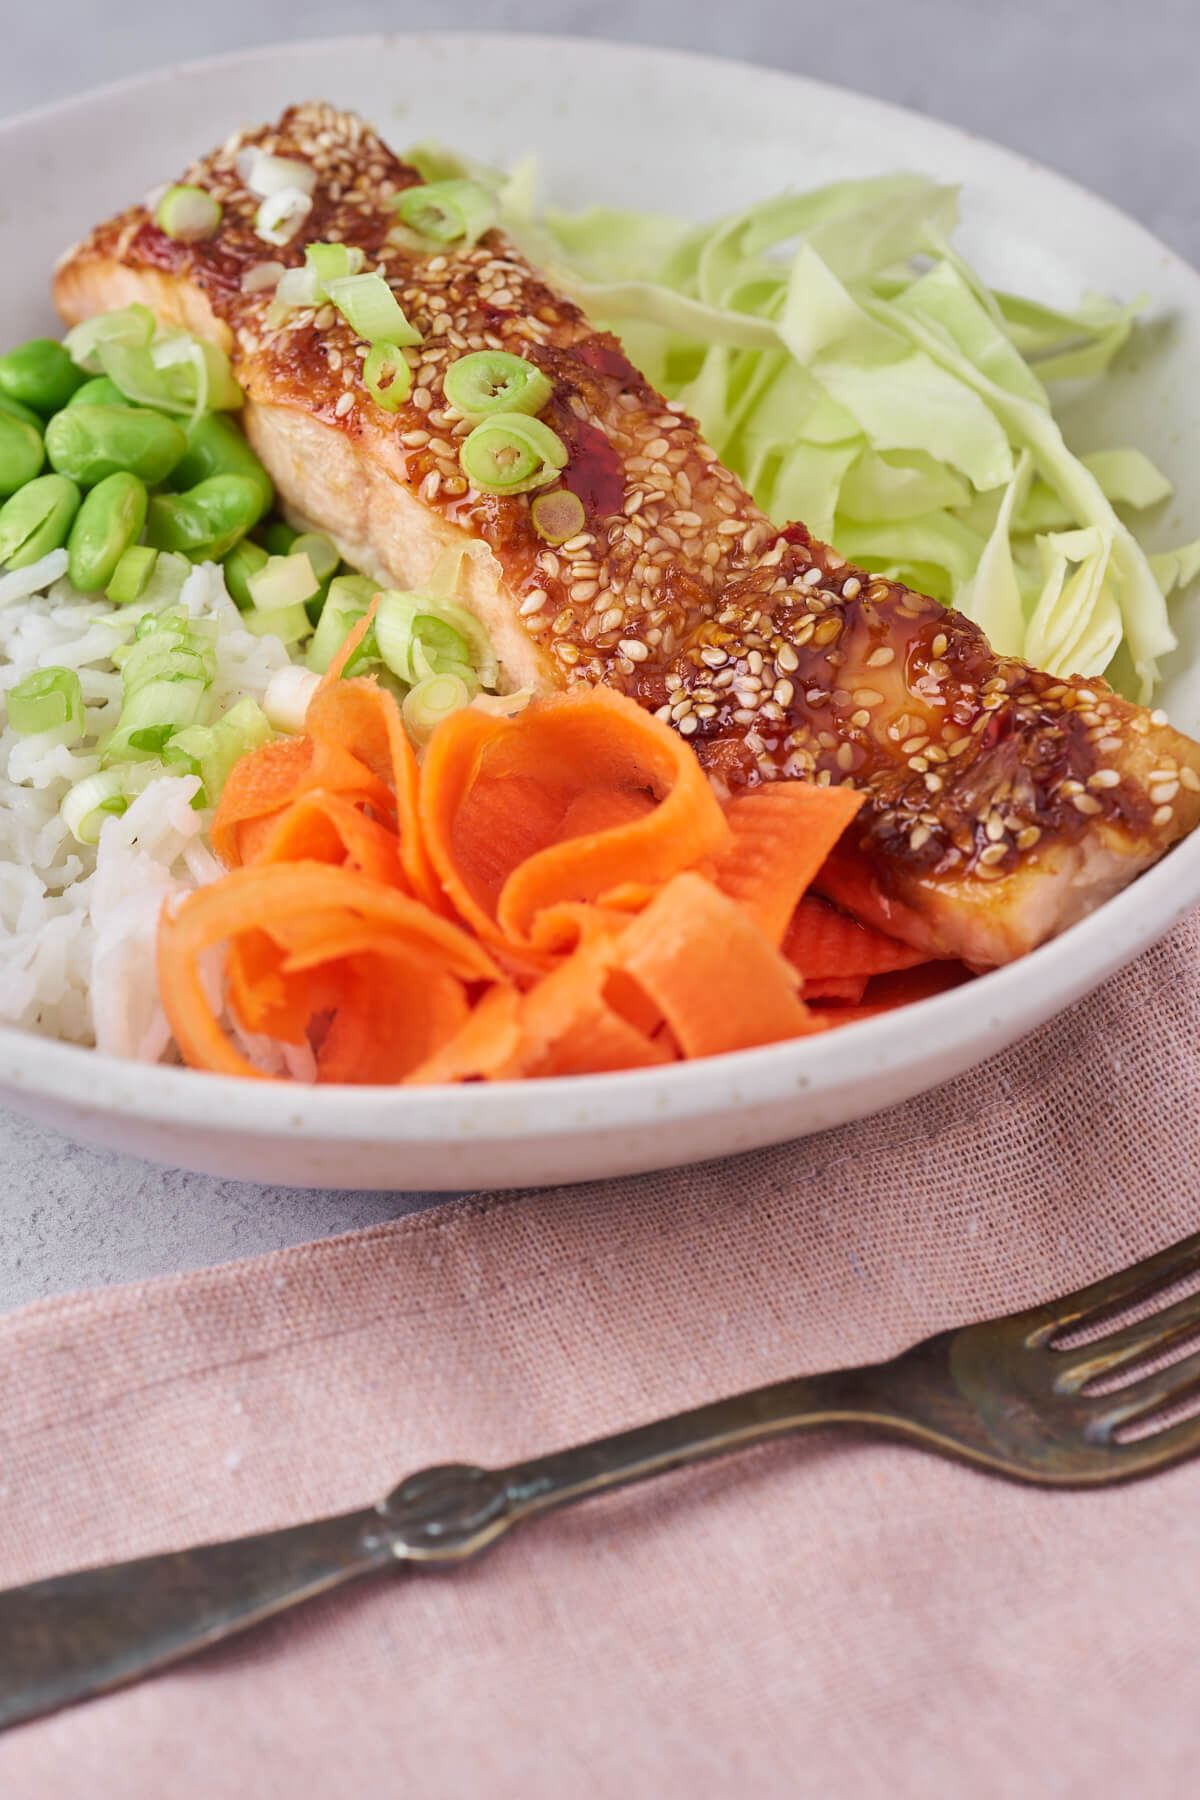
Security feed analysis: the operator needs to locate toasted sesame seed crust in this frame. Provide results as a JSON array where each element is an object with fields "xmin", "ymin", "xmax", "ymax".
[{"xmin": 53, "ymin": 102, "xmax": 1200, "ymax": 964}]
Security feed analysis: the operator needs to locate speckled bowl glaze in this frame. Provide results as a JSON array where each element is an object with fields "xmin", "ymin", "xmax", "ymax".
[{"xmin": 1, "ymin": 33, "xmax": 1198, "ymax": 1189}]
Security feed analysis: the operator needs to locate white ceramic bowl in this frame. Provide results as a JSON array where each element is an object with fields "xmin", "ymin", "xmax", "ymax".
[{"xmin": 1, "ymin": 33, "xmax": 1198, "ymax": 1189}]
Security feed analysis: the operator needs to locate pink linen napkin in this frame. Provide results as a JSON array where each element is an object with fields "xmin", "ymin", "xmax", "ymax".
[{"xmin": 3, "ymin": 912, "xmax": 1200, "ymax": 1798}]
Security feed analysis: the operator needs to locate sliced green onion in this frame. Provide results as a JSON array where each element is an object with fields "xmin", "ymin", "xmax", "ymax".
[
  {"xmin": 273, "ymin": 266, "xmax": 322, "ymax": 313},
  {"xmin": 105, "ymin": 544, "xmax": 159, "ymax": 606},
  {"xmin": 61, "ymin": 770, "xmax": 127, "ymax": 844},
  {"xmin": 363, "ymin": 342, "xmax": 413, "ymax": 412},
  {"xmin": 237, "ymin": 148, "xmax": 317, "ymax": 199},
  {"xmin": 137, "ymin": 550, "xmax": 190, "ymax": 608},
  {"xmin": 156, "ymin": 184, "xmax": 221, "ymax": 242},
  {"xmin": 98, "ymin": 333, "xmax": 242, "ymax": 416},
  {"xmin": 64, "ymin": 305, "xmax": 157, "ymax": 375},
  {"xmin": 530, "ymin": 488, "xmax": 586, "ymax": 545},
  {"xmin": 247, "ymin": 551, "xmax": 319, "ymax": 612},
  {"xmin": 460, "ymin": 413, "xmax": 568, "ymax": 496},
  {"xmin": 374, "ymin": 588, "xmax": 497, "ymax": 689},
  {"xmin": 242, "ymin": 600, "xmax": 313, "ymax": 646},
  {"xmin": 305, "ymin": 241, "xmax": 366, "ymax": 290},
  {"xmin": 470, "ymin": 688, "xmax": 534, "ymax": 719},
  {"xmin": 444, "ymin": 351, "xmax": 553, "ymax": 422},
  {"xmin": 263, "ymin": 664, "xmax": 321, "ymax": 732},
  {"xmin": 402, "ymin": 672, "xmax": 473, "ymax": 745},
  {"xmin": 205, "ymin": 697, "xmax": 273, "ymax": 792},
  {"xmin": 324, "ymin": 274, "xmax": 421, "ymax": 346},
  {"xmin": 393, "ymin": 179, "xmax": 497, "ymax": 246},
  {"xmin": 291, "ymin": 532, "xmax": 339, "ymax": 584},
  {"xmin": 6, "ymin": 666, "xmax": 84, "ymax": 738},
  {"xmin": 255, "ymin": 188, "xmax": 313, "ymax": 247},
  {"xmin": 305, "ymin": 575, "xmax": 377, "ymax": 673}
]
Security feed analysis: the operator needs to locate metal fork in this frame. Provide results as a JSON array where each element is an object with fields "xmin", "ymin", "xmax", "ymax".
[{"xmin": 5, "ymin": 1228, "xmax": 1200, "ymax": 1733}]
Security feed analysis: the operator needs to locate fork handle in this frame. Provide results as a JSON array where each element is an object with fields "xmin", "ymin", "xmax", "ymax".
[{"xmin": 0, "ymin": 1508, "xmax": 393, "ymax": 1731}]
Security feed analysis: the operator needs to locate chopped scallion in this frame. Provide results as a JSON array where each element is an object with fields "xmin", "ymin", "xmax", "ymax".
[
  {"xmin": 156, "ymin": 185, "xmax": 222, "ymax": 242},
  {"xmin": 262, "ymin": 663, "xmax": 321, "ymax": 733},
  {"xmin": 61, "ymin": 770, "xmax": 127, "ymax": 844},
  {"xmin": 304, "ymin": 241, "xmax": 366, "ymax": 290},
  {"xmin": 242, "ymin": 600, "xmax": 313, "ymax": 646},
  {"xmin": 530, "ymin": 489, "xmax": 586, "ymax": 545},
  {"xmin": 6, "ymin": 666, "xmax": 84, "ymax": 738},
  {"xmin": 237, "ymin": 149, "xmax": 317, "ymax": 199},
  {"xmin": 402, "ymin": 672, "xmax": 473, "ymax": 744},
  {"xmin": 255, "ymin": 187, "xmax": 313, "ymax": 247},
  {"xmin": 105, "ymin": 544, "xmax": 158, "ymax": 606},
  {"xmin": 393, "ymin": 179, "xmax": 497, "ymax": 246},
  {"xmin": 459, "ymin": 413, "xmax": 568, "ymax": 496},
  {"xmin": 363, "ymin": 342, "xmax": 412, "ymax": 411},
  {"xmin": 291, "ymin": 533, "xmax": 339, "ymax": 584},
  {"xmin": 247, "ymin": 552, "xmax": 320, "ymax": 612},
  {"xmin": 444, "ymin": 351, "xmax": 552, "ymax": 422},
  {"xmin": 64, "ymin": 305, "xmax": 156, "ymax": 376},
  {"xmin": 324, "ymin": 274, "xmax": 421, "ymax": 346}
]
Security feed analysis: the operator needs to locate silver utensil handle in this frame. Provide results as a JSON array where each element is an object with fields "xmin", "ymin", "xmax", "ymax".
[{"xmin": 0, "ymin": 1508, "xmax": 391, "ymax": 1731}]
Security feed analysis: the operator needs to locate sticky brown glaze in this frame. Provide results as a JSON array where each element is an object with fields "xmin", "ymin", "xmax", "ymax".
[{"xmin": 53, "ymin": 103, "xmax": 1200, "ymax": 965}]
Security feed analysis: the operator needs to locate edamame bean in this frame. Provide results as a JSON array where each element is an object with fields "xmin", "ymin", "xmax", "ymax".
[
  {"xmin": 0, "ymin": 338, "xmax": 85, "ymax": 416},
  {"xmin": 0, "ymin": 474, "xmax": 82, "ymax": 568},
  {"xmin": 257, "ymin": 518, "xmax": 299, "ymax": 557},
  {"xmin": 66, "ymin": 470, "xmax": 149, "ymax": 592},
  {"xmin": 220, "ymin": 537, "xmax": 269, "ymax": 609},
  {"xmin": 44, "ymin": 405, "xmax": 187, "ymax": 488},
  {"xmin": 0, "ymin": 391, "xmax": 43, "ymax": 430},
  {"xmin": 0, "ymin": 412, "xmax": 45, "ymax": 497},
  {"xmin": 146, "ymin": 474, "xmax": 263, "ymax": 561},
  {"xmin": 170, "ymin": 413, "xmax": 273, "ymax": 520},
  {"xmin": 65, "ymin": 376, "xmax": 132, "ymax": 410}
]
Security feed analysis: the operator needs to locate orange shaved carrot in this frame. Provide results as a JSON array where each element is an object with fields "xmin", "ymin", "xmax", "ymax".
[
  {"xmin": 252, "ymin": 790, "xmax": 408, "ymax": 888},
  {"xmin": 158, "ymin": 862, "xmax": 501, "ymax": 1080},
  {"xmin": 617, "ymin": 872, "xmax": 818, "ymax": 1058},
  {"xmin": 501, "ymin": 934, "xmax": 669, "ymax": 1078},
  {"xmin": 316, "ymin": 949, "xmax": 470, "ymax": 1084},
  {"xmin": 714, "ymin": 782, "xmax": 864, "ymax": 947},
  {"xmin": 783, "ymin": 894, "xmax": 932, "ymax": 979},
  {"xmin": 405, "ymin": 984, "xmax": 524, "ymax": 1085},
  {"xmin": 802, "ymin": 974, "xmax": 870, "ymax": 1004}
]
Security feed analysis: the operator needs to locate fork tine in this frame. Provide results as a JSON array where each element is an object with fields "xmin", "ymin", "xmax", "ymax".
[
  {"xmin": 1086, "ymin": 1344, "xmax": 1200, "ymax": 1440},
  {"xmin": 1109, "ymin": 1406, "xmax": 1200, "ymax": 1474},
  {"xmin": 1054, "ymin": 1285, "xmax": 1200, "ymax": 1393},
  {"xmin": 1033, "ymin": 1228, "xmax": 1200, "ymax": 1338}
]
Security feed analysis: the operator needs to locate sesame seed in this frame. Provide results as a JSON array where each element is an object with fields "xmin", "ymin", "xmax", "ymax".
[
  {"xmin": 802, "ymin": 567, "xmax": 824, "ymax": 588},
  {"xmin": 700, "ymin": 645, "xmax": 728, "ymax": 668},
  {"xmin": 733, "ymin": 708, "xmax": 759, "ymax": 726},
  {"xmin": 619, "ymin": 638, "xmax": 649, "ymax": 662},
  {"xmin": 520, "ymin": 592, "xmax": 547, "ymax": 617},
  {"xmin": 1088, "ymin": 769, "xmax": 1121, "ymax": 790},
  {"xmin": 598, "ymin": 607, "xmax": 624, "ymax": 633},
  {"xmin": 1097, "ymin": 736, "xmax": 1122, "ymax": 753},
  {"xmin": 412, "ymin": 386, "xmax": 433, "ymax": 410},
  {"xmin": 908, "ymin": 756, "xmax": 929, "ymax": 773},
  {"xmin": 746, "ymin": 650, "xmax": 764, "ymax": 676},
  {"xmin": 1016, "ymin": 826, "xmax": 1042, "ymax": 852},
  {"xmin": 571, "ymin": 581, "xmax": 600, "ymax": 604},
  {"xmin": 979, "ymin": 843, "xmax": 1008, "ymax": 867},
  {"xmin": 1181, "ymin": 766, "xmax": 1200, "ymax": 792},
  {"xmin": 1151, "ymin": 709, "xmax": 1169, "ymax": 726},
  {"xmin": 928, "ymin": 659, "xmax": 950, "ymax": 681},
  {"xmin": 1072, "ymin": 793, "xmax": 1104, "ymax": 816},
  {"xmin": 852, "ymin": 688, "xmax": 884, "ymax": 708},
  {"xmin": 865, "ymin": 645, "xmax": 895, "ymax": 668},
  {"xmin": 842, "ymin": 577, "xmax": 862, "ymax": 600},
  {"xmin": 1150, "ymin": 780, "xmax": 1180, "ymax": 805},
  {"xmin": 334, "ymin": 391, "xmax": 354, "ymax": 417},
  {"xmin": 775, "ymin": 643, "xmax": 800, "ymax": 673},
  {"xmin": 1153, "ymin": 803, "xmax": 1174, "ymax": 826},
  {"xmin": 678, "ymin": 715, "xmax": 699, "ymax": 736},
  {"xmin": 909, "ymin": 823, "xmax": 932, "ymax": 851},
  {"xmin": 774, "ymin": 679, "xmax": 795, "ymax": 708},
  {"xmin": 836, "ymin": 743, "xmax": 856, "ymax": 772},
  {"xmin": 901, "ymin": 735, "xmax": 929, "ymax": 755},
  {"xmin": 931, "ymin": 632, "xmax": 949, "ymax": 660}
]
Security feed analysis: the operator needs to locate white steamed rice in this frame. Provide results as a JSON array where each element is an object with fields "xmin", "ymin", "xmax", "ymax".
[{"xmin": 0, "ymin": 549, "xmax": 301, "ymax": 1064}]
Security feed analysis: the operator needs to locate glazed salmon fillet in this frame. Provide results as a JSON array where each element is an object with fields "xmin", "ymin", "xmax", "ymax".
[{"xmin": 53, "ymin": 102, "xmax": 1200, "ymax": 966}]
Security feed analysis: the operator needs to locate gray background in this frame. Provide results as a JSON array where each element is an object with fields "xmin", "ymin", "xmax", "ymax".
[{"xmin": 1, "ymin": 0, "xmax": 1196, "ymax": 1308}]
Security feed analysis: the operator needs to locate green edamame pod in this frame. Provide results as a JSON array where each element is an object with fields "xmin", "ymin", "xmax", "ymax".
[
  {"xmin": 221, "ymin": 537, "xmax": 269, "ymax": 610},
  {"xmin": 146, "ymin": 473, "xmax": 263, "ymax": 562},
  {"xmin": 0, "ymin": 412, "xmax": 45, "ymax": 497},
  {"xmin": 256, "ymin": 518, "xmax": 299, "ymax": 557},
  {"xmin": 0, "ymin": 391, "xmax": 43, "ymax": 431},
  {"xmin": 0, "ymin": 473, "xmax": 82, "ymax": 568},
  {"xmin": 171, "ymin": 413, "xmax": 273, "ymax": 521},
  {"xmin": 65, "ymin": 376, "xmax": 132, "ymax": 410},
  {"xmin": 0, "ymin": 338, "xmax": 85, "ymax": 416},
  {"xmin": 66, "ymin": 470, "xmax": 149, "ymax": 592},
  {"xmin": 44, "ymin": 405, "xmax": 188, "ymax": 489}
]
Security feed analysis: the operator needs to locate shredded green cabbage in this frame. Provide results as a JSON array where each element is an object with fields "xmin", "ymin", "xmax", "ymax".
[{"xmin": 425, "ymin": 145, "xmax": 1196, "ymax": 704}]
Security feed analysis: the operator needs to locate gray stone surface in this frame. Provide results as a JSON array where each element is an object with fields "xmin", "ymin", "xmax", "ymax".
[{"xmin": 1, "ymin": 1, "xmax": 1197, "ymax": 1308}]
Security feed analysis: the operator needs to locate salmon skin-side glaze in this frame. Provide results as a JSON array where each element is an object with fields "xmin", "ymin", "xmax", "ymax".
[{"xmin": 54, "ymin": 102, "xmax": 1200, "ymax": 966}]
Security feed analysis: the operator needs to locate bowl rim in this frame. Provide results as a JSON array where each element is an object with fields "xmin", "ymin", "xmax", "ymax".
[{"xmin": 1, "ymin": 28, "xmax": 1197, "ymax": 1147}]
